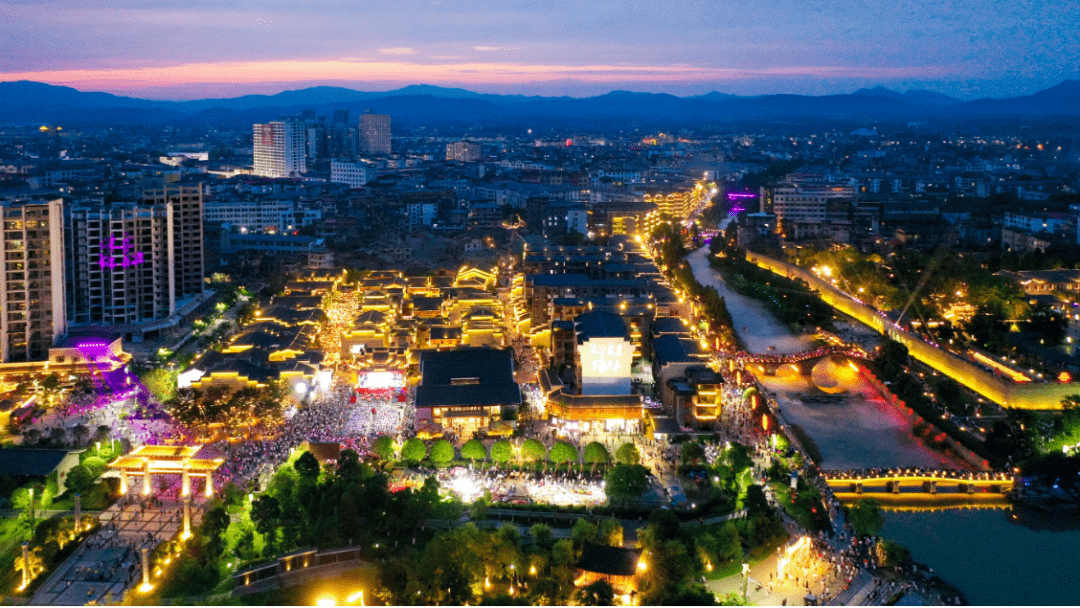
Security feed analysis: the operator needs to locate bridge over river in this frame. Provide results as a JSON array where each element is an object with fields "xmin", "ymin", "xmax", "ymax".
[{"xmin": 821, "ymin": 469, "xmax": 1014, "ymax": 505}]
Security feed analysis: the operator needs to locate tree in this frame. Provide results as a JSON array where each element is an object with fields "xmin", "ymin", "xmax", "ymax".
[
  {"xmin": 875, "ymin": 340, "xmax": 910, "ymax": 381},
  {"xmin": 72, "ymin": 424, "xmax": 90, "ymax": 448},
  {"xmin": 681, "ymin": 441, "xmax": 707, "ymax": 465},
  {"xmin": 294, "ymin": 451, "xmax": 321, "ymax": 481},
  {"xmin": 401, "ymin": 438, "xmax": 427, "ymax": 464},
  {"xmin": 549, "ymin": 441, "xmax": 578, "ymax": 465},
  {"xmin": 250, "ymin": 494, "xmax": 281, "ymax": 555},
  {"xmin": 529, "ymin": 523, "xmax": 554, "ymax": 550},
  {"xmin": 598, "ymin": 518, "xmax": 623, "ymax": 547},
  {"xmin": 372, "ymin": 435, "xmax": 396, "ymax": 461},
  {"xmin": 848, "ymin": 498, "xmax": 885, "ymax": 537},
  {"xmin": 647, "ymin": 509, "xmax": 681, "ymax": 542},
  {"xmin": 724, "ymin": 443, "xmax": 753, "ymax": 475},
  {"xmin": 201, "ymin": 506, "xmax": 232, "ymax": 557},
  {"xmin": 522, "ymin": 438, "xmax": 546, "ymax": 466},
  {"xmin": 63, "ymin": 465, "xmax": 94, "ymax": 495},
  {"xmin": 141, "ymin": 367, "xmax": 178, "ymax": 403},
  {"xmin": 430, "ymin": 439, "xmax": 455, "ymax": 467},
  {"xmin": 743, "ymin": 484, "xmax": 770, "ymax": 516},
  {"xmin": 490, "ymin": 440, "xmax": 513, "ymax": 466},
  {"xmin": 576, "ymin": 579, "xmax": 615, "ymax": 606},
  {"xmin": 571, "ymin": 519, "xmax": 598, "ymax": 545},
  {"xmin": 876, "ymin": 539, "xmax": 910, "ymax": 567},
  {"xmin": 699, "ymin": 521, "xmax": 742, "ymax": 565},
  {"xmin": 615, "ymin": 442, "xmax": 641, "ymax": 465},
  {"xmin": 605, "ymin": 464, "xmax": 650, "ymax": 503},
  {"xmin": 461, "ymin": 439, "xmax": 487, "ymax": 463},
  {"xmin": 583, "ymin": 442, "xmax": 611, "ymax": 471}
]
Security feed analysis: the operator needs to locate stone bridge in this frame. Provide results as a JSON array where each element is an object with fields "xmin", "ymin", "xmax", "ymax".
[
  {"xmin": 821, "ymin": 469, "xmax": 1014, "ymax": 501},
  {"xmin": 741, "ymin": 345, "xmax": 870, "ymax": 375}
]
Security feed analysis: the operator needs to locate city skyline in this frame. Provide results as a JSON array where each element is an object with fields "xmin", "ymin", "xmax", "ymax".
[{"xmin": 2, "ymin": 0, "xmax": 1077, "ymax": 100}]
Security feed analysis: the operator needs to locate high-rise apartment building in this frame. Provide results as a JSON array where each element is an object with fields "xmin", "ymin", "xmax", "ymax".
[
  {"xmin": 0, "ymin": 199, "xmax": 66, "ymax": 362},
  {"xmin": 446, "ymin": 141, "xmax": 481, "ymax": 162},
  {"xmin": 253, "ymin": 120, "xmax": 307, "ymax": 178},
  {"xmin": 65, "ymin": 185, "xmax": 206, "ymax": 340},
  {"xmin": 359, "ymin": 110, "xmax": 392, "ymax": 154},
  {"xmin": 141, "ymin": 185, "xmax": 204, "ymax": 311}
]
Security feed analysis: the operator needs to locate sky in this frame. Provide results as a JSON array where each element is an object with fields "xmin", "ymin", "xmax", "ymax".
[{"xmin": 0, "ymin": 0, "xmax": 1077, "ymax": 100}]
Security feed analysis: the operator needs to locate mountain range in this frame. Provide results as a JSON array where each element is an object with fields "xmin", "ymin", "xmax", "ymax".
[{"xmin": 1, "ymin": 79, "xmax": 1078, "ymax": 128}]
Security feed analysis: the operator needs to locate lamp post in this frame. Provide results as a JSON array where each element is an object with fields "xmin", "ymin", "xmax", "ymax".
[{"xmin": 742, "ymin": 562, "xmax": 750, "ymax": 605}]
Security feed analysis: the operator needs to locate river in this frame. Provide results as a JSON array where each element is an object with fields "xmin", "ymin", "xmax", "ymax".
[{"xmin": 688, "ymin": 244, "xmax": 1079, "ymax": 605}]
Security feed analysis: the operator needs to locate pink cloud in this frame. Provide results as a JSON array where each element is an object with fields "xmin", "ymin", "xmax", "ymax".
[{"xmin": 0, "ymin": 58, "xmax": 956, "ymax": 92}]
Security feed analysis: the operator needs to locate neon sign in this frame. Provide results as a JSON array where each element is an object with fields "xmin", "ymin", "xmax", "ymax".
[
  {"xmin": 727, "ymin": 192, "xmax": 757, "ymax": 200},
  {"xmin": 99, "ymin": 234, "xmax": 145, "ymax": 270}
]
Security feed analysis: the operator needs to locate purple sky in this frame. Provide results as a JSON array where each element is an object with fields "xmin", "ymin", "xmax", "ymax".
[{"xmin": 1, "ymin": 0, "xmax": 1076, "ymax": 100}]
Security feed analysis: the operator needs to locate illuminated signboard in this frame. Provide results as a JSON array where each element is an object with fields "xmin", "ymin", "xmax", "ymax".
[{"xmin": 579, "ymin": 337, "xmax": 632, "ymax": 395}]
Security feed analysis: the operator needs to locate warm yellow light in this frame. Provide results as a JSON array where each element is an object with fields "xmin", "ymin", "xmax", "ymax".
[
  {"xmin": 138, "ymin": 583, "xmax": 154, "ymax": 593},
  {"xmin": 346, "ymin": 590, "xmax": 364, "ymax": 605},
  {"xmin": 316, "ymin": 598, "xmax": 337, "ymax": 607},
  {"xmin": 637, "ymin": 560, "xmax": 647, "ymax": 572}
]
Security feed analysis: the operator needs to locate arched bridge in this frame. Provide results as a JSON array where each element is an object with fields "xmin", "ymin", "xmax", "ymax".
[
  {"xmin": 821, "ymin": 469, "xmax": 1014, "ymax": 501},
  {"xmin": 741, "ymin": 344, "xmax": 870, "ymax": 375}
]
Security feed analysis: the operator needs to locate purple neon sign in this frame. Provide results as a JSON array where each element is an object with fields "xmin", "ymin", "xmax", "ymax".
[
  {"xmin": 99, "ymin": 234, "xmax": 145, "ymax": 270},
  {"xmin": 726, "ymin": 192, "xmax": 757, "ymax": 200}
]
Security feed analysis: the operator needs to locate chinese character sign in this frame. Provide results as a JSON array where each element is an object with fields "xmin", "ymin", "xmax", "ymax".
[{"xmin": 98, "ymin": 234, "xmax": 145, "ymax": 270}]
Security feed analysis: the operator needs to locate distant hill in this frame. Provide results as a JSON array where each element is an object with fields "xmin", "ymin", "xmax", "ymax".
[
  {"xmin": 1, "ymin": 79, "xmax": 1078, "ymax": 127},
  {"xmin": 851, "ymin": 86, "xmax": 960, "ymax": 105}
]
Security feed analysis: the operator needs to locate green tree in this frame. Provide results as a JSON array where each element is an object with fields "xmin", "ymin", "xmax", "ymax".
[
  {"xmin": 647, "ymin": 509, "xmax": 681, "ymax": 541},
  {"xmin": 597, "ymin": 518, "xmax": 623, "ymax": 547},
  {"xmin": 529, "ymin": 523, "xmax": 554, "ymax": 550},
  {"xmin": 294, "ymin": 451, "xmax": 321, "ymax": 481},
  {"xmin": 401, "ymin": 438, "xmax": 427, "ymax": 464},
  {"xmin": 848, "ymin": 498, "xmax": 885, "ymax": 537},
  {"xmin": 605, "ymin": 464, "xmax": 650, "ymax": 503},
  {"xmin": 576, "ymin": 579, "xmax": 615, "ymax": 606},
  {"xmin": 201, "ymin": 506, "xmax": 232, "ymax": 557},
  {"xmin": 549, "ymin": 441, "xmax": 578, "ymax": 465},
  {"xmin": 63, "ymin": 464, "xmax": 94, "ymax": 495},
  {"xmin": 490, "ymin": 440, "xmax": 513, "ymax": 466},
  {"xmin": 571, "ymin": 519, "xmax": 598, "ymax": 545},
  {"xmin": 522, "ymin": 438, "xmax": 546, "ymax": 467},
  {"xmin": 743, "ymin": 484, "xmax": 770, "ymax": 516},
  {"xmin": 250, "ymin": 494, "xmax": 281, "ymax": 555},
  {"xmin": 461, "ymin": 439, "xmax": 487, "ymax": 463},
  {"xmin": 681, "ymin": 441, "xmax": 707, "ymax": 465},
  {"xmin": 551, "ymin": 538, "xmax": 576, "ymax": 569},
  {"xmin": 876, "ymin": 539, "xmax": 910, "ymax": 567},
  {"xmin": 615, "ymin": 442, "xmax": 641, "ymax": 465},
  {"xmin": 141, "ymin": 367, "xmax": 178, "ymax": 403},
  {"xmin": 583, "ymin": 442, "xmax": 611, "ymax": 471},
  {"xmin": 430, "ymin": 439, "xmax": 455, "ymax": 467},
  {"xmin": 372, "ymin": 435, "xmax": 396, "ymax": 461}
]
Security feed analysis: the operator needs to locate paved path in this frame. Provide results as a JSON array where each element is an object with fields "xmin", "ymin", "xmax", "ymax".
[{"xmin": 28, "ymin": 492, "xmax": 206, "ymax": 606}]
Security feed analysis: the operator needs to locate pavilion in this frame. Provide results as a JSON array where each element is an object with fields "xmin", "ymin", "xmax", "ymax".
[{"xmin": 108, "ymin": 445, "xmax": 223, "ymax": 497}]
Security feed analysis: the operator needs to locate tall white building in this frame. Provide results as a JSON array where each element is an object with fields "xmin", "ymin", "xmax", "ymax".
[
  {"xmin": 359, "ymin": 111, "xmax": 391, "ymax": 154},
  {"xmin": 253, "ymin": 120, "xmax": 307, "ymax": 178},
  {"xmin": 330, "ymin": 159, "xmax": 375, "ymax": 188},
  {"xmin": 0, "ymin": 199, "xmax": 66, "ymax": 362}
]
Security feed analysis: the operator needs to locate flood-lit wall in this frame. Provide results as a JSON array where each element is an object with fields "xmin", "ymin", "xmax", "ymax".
[{"xmin": 746, "ymin": 251, "xmax": 1070, "ymax": 410}]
